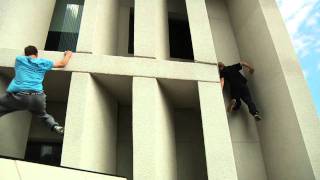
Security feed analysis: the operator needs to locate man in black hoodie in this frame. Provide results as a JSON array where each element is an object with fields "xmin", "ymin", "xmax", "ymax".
[{"xmin": 218, "ymin": 61, "xmax": 262, "ymax": 121}]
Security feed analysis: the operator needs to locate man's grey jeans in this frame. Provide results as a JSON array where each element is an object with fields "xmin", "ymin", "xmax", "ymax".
[{"xmin": 0, "ymin": 92, "xmax": 59, "ymax": 129}]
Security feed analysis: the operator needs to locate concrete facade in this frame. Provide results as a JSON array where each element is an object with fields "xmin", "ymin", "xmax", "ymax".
[
  {"xmin": 0, "ymin": 158, "xmax": 126, "ymax": 180},
  {"xmin": 0, "ymin": 0, "xmax": 320, "ymax": 180}
]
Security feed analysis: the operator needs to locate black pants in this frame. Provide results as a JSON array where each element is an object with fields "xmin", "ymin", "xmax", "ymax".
[
  {"xmin": 0, "ymin": 92, "xmax": 58, "ymax": 129},
  {"xmin": 230, "ymin": 84, "xmax": 258, "ymax": 115}
]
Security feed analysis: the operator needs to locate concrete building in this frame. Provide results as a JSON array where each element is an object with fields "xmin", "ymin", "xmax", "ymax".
[{"xmin": 0, "ymin": 0, "xmax": 319, "ymax": 180}]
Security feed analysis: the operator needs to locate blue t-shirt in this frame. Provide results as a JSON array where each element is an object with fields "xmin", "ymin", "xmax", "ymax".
[{"xmin": 7, "ymin": 56, "xmax": 54, "ymax": 93}]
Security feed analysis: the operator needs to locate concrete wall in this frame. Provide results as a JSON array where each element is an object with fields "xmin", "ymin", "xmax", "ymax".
[
  {"xmin": 132, "ymin": 77, "xmax": 177, "ymax": 180},
  {"xmin": 117, "ymin": 107, "xmax": 133, "ymax": 180},
  {"xmin": 185, "ymin": 0, "xmax": 217, "ymax": 64},
  {"xmin": 117, "ymin": 6, "xmax": 131, "ymax": 57},
  {"xmin": 0, "ymin": 0, "xmax": 319, "ymax": 179},
  {"xmin": 198, "ymin": 82, "xmax": 238, "ymax": 180},
  {"xmin": 62, "ymin": 72, "xmax": 118, "ymax": 174},
  {"xmin": 226, "ymin": 0, "xmax": 320, "ymax": 179},
  {"xmin": 0, "ymin": 0, "xmax": 56, "ymax": 50},
  {"xmin": 206, "ymin": 0, "xmax": 267, "ymax": 179},
  {"xmin": 0, "ymin": 71, "xmax": 32, "ymax": 159},
  {"xmin": 0, "ymin": 158, "xmax": 126, "ymax": 180},
  {"xmin": 77, "ymin": 0, "xmax": 119, "ymax": 55},
  {"xmin": 174, "ymin": 109, "xmax": 208, "ymax": 180},
  {"xmin": 134, "ymin": 0, "xmax": 169, "ymax": 59}
]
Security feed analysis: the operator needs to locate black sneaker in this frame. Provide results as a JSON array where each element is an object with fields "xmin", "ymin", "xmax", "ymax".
[
  {"xmin": 227, "ymin": 99, "xmax": 237, "ymax": 113},
  {"xmin": 53, "ymin": 125, "xmax": 64, "ymax": 135},
  {"xmin": 254, "ymin": 113, "xmax": 262, "ymax": 121}
]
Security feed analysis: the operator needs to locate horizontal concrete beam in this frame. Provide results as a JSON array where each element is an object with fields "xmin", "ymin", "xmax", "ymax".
[
  {"xmin": 0, "ymin": 158, "xmax": 126, "ymax": 180},
  {"xmin": 0, "ymin": 48, "xmax": 219, "ymax": 83}
]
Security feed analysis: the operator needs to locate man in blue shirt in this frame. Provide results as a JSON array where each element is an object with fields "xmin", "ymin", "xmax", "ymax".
[{"xmin": 0, "ymin": 45, "xmax": 72, "ymax": 135}]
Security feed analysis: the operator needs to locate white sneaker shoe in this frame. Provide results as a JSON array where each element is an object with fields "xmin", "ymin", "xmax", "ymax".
[
  {"xmin": 53, "ymin": 125, "xmax": 64, "ymax": 135},
  {"xmin": 254, "ymin": 113, "xmax": 262, "ymax": 121}
]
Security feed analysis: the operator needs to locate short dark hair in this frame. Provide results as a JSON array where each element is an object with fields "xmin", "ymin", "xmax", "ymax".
[
  {"xmin": 218, "ymin": 62, "xmax": 225, "ymax": 70},
  {"xmin": 24, "ymin": 45, "xmax": 38, "ymax": 56}
]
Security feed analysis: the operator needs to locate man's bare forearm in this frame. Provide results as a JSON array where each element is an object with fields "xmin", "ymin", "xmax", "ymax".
[
  {"xmin": 54, "ymin": 51, "xmax": 72, "ymax": 68},
  {"xmin": 61, "ymin": 52, "xmax": 71, "ymax": 66},
  {"xmin": 240, "ymin": 61, "xmax": 254, "ymax": 74},
  {"xmin": 220, "ymin": 78, "xmax": 225, "ymax": 89}
]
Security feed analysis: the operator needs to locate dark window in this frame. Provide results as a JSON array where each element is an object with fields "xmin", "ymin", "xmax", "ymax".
[
  {"xmin": 168, "ymin": 14, "xmax": 194, "ymax": 61},
  {"xmin": 24, "ymin": 142, "xmax": 62, "ymax": 166},
  {"xmin": 128, "ymin": 8, "xmax": 134, "ymax": 54},
  {"xmin": 45, "ymin": 0, "xmax": 85, "ymax": 52}
]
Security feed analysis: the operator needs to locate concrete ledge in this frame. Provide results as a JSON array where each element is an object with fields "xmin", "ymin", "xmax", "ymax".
[
  {"xmin": 0, "ymin": 48, "xmax": 219, "ymax": 82},
  {"xmin": 0, "ymin": 158, "xmax": 126, "ymax": 180}
]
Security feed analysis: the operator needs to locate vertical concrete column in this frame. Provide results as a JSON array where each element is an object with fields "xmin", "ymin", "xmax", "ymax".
[
  {"xmin": 185, "ymin": 0, "xmax": 217, "ymax": 64},
  {"xmin": 198, "ymin": 81, "xmax": 238, "ymax": 180},
  {"xmin": 61, "ymin": 72, "xmax": 118, "ymax": 174},
  {"xmin": 227, "ymin": 0, "xmax": 320, "ymax": 179},
  {"xmin": 134, "ymin": 0, "xmax": 170, "ymax": 59},
  {"xmin": 0, "ymin": 0, "xmax": 56, "ymax": 49},
  {"xmin": 0, "ymin": 75, "xmax": 32, "ymax": 159},
  {"xmin": 76, "ymin": 0, "xmax": 119, "ymax": 55},
  {"xmin": 206, "ymin": 1, "xmax": 268, "ymax": 179},
  {"xmin": 132, "ymin": 77, "xmax": 177, "ymax": 180}
]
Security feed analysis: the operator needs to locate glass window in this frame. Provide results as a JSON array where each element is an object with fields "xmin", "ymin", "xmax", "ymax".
[
  {"xmin": 24, "ymin": 142, "xmax": 63, "ymax": 166},
  {"xmin": 45, "ymin": 0, "xmax": 85, "ymax": 52}
]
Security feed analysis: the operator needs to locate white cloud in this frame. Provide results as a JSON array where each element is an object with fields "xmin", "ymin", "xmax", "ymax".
[
  {"xmin": 306, "ymin": 18, "xmax": 317, "ymax": 27},
  {"xmin": 276, "ymin": 0, "xmax": 319, "ymax": 57},
  {"xmin": 292, "ymin": 34, "xmax": 314, "ymax": 57},
  {"xmin": 285, "ymin": 2, "xmax": 316, "ymax": 35}
]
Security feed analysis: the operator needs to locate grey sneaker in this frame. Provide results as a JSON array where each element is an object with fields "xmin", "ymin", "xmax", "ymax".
[
  {"xmin": 254, "ymin": 113, "xmax": 262, "ymax": 121},
  {"xmin": 227, "ymin": 99, "xmax": 237, "ymax": 113},
  {"xmin": 53, "ymin": 125, "xmax": 64, "ymax": 135}
]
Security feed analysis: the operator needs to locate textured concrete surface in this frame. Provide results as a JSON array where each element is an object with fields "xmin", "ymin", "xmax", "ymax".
[
  {"xmin": 0, "ymin": 48, "xmax": 219, "ymax": 83},
  {"xmin": 259, "ymin": 1, "xmax": 320, "ymax": 178},
  {"xmin": 0, "ymin": 0, "xmax": 319, "ymax": 179},
  {"xmin": 206, "ymin": 0, "xmax": 267, "ymax": 179},
  {"xmin": 132, "ymin": 77, "xmax": 177, "ymax": 180},
  {"xmin": 0, "ymin": 158, "xmax": 20, "ymax": 180},
  {"xmin": 198, "ymin": 82, "xmax": 238, "ymax": 180},
  {"xmin": 134, "ymin": 0, "xmax": 169, "ymax": 59},
  {"xmin": 0, "ymin": 73, "xmax": 32, "ymax": 159},
  {"xmin": 185, "ymin": 0, "xmax": 217, "ymax": 64},
  {"xmin": 77, "ymin": 0, "xmax": 119, "ymax": 55},
  {"xmin": 174, "ymin": 110, "xmax": 208, "ymax": 180},
  {"xmin": 62, "ymin": 73, "xmax": 118, "ymax": 174},
  {"xmin": 227, "ymin": 0, "xmax": 320, "ymax": 179},
  {"xmin": 0, "ymin": 158, "xmax": 126, "ymax": 180},
  {"xmin": 0, "ymin": 0, "xmax": 56, "ymax": 50}
]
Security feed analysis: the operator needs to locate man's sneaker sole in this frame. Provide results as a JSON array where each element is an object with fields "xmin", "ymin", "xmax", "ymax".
[
  {"xmin": 254, "ymin": 114, "xmax": 262, "ymax": 121},
  {"xmin": 53, "ymin": 126, "xmax": 64, "ymax": 135}
]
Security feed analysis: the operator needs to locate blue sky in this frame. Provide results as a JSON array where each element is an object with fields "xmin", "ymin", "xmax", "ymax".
[{"xmin": 276, "ymin": 0, "xmax": 320, "ymax": 117}]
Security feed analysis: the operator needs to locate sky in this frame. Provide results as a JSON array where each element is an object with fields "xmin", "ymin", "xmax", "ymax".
[{"xmin": 275, "ymin": 0, "xmax": 320, "ymax": 117}]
